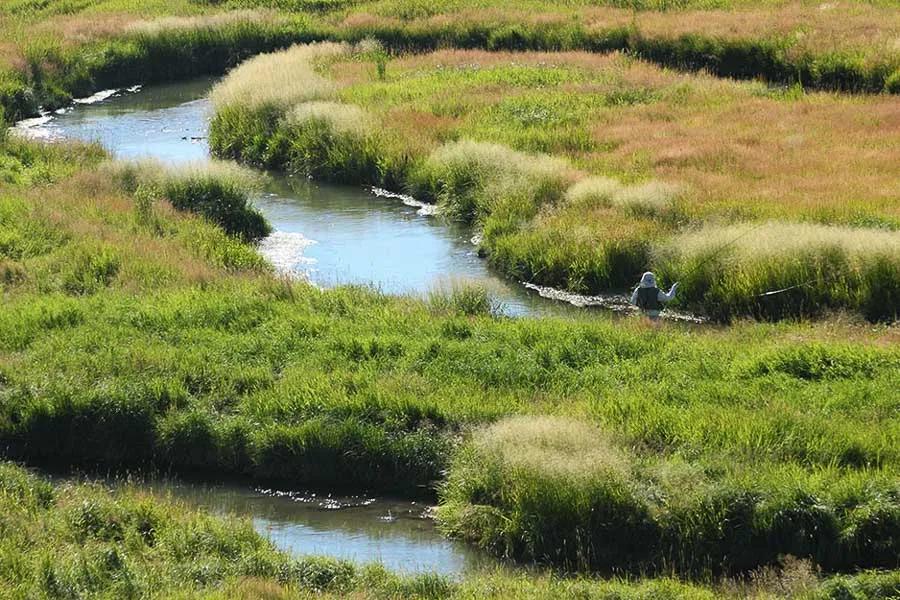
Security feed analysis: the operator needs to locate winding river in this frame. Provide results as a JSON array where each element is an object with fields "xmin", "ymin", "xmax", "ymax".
[
  {"xmin": 11, "ymin": 76, "xmax": 708, "ymax": 572},
  {"xmin": 18, "ymin": 76, "xmax": 601, "ymax": 318},
  {"xmin": 18, "ymin": 77, "xmax": 546, "ymax": 574}
]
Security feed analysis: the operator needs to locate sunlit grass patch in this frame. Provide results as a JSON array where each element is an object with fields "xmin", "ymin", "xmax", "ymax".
[
  {"xmin": 209, "ymin": 42, "xmax": 348, "ymax": 111},
  {"xmin": 410, "ymin": 140, "xmax": 575, "ymax": 223},
  {"xmin": 656, "ymin": 222, "xmax": 900, "ymax": 321}
]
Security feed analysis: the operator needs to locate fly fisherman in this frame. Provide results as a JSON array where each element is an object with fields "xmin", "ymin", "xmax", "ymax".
[{"xmin": 630, "ymin": 272, "xmax": 678, "ymax": 319}]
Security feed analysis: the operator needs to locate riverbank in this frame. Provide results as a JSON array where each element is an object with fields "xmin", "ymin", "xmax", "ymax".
[
  {"xmin": 1, "ymin": 462, "xmax": 899, "ymax": 599},
  {"xmin": 208, "ymin": 43, "xmax": 900, "ymax": 321},
  {"xmin": 1, "ymin": 1, "xmax": 898, "ymax": 124},
  {"xmin": 1, "ymin": 133, "xmax": 898, "ymax": 580}
]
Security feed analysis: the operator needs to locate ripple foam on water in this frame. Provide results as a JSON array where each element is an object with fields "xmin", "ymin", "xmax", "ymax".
[{"xmin": 258, "ymin": 230, "xmax": 318, "ymax": 277}]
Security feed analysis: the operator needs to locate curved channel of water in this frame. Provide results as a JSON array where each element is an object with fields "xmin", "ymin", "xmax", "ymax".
[
  {"xmin": 20, "ymin": 78, "xmax": 531, "ymax": 573},
  {"xmin": 148, "ymin": 480, "xmax": 492, "ymax": 576},
  {"xmin": 19, "ymin": 77, "xmax": 593, "ymax": 318}
]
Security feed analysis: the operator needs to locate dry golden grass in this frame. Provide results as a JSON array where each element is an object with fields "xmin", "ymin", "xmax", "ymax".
[
  {"xmin": 339, "ymin": 2, "xmax": 900, "ymax": 62},
  {"xmin": 594, "ymin": 91, "xmax": 900, "ymax": 220},
  {"xmin": 661, "ymin": 221, "xmax": 900, "ymax": 264},
  {"xmin": 627, "ymin": 1, "xmax": 900, "ymax": 57},
  {"xmin": 332, "ymin": 49, "xmax": 900, "ymax": 223},
  {"xmin": 209, "ymin": 42, "xmax": 348, "ymax": 111},
  {"xmin": 286, "ymin": 100, "xmax": 372, "ymax": 134},
  {"xmin": 474, "ymin": 415, "xmax": 631, "ymax": 482},
  {"xmin": 126, "ymin": 9, "xmax": 285, "ymax": 36},
  {"xmin": 33, "ymin": 12, "xmax": 141, "ymax": 44}
]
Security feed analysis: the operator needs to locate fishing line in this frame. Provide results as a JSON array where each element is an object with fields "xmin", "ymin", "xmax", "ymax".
[{"xmin": 755, "ymin": 279, "xmax": 817, "ymax": 297}]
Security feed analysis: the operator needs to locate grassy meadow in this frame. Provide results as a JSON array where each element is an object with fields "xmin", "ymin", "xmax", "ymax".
[
  {"xmin": 1, "ymin": 132, "xmax": 899, "ymax": 585},
  {"xmin": 1, "ymin": 0, "xmax": 898, "ymax": 122},
  {"xmin": 2, "ymin": 0, "xmax": 899, "ymax": 597},
  {"xmin": 208, "ymin": 43, "xmax": 900, "ymax": 320}
]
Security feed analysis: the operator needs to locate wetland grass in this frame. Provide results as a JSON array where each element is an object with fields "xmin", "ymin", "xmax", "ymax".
[
  {"xmin": 1, "ymin": 2, "xmax": 899, "ymax": 592},
  {"xmin": 1, "ymin": 135, "xmax": 899, "ymax": 583},
  {"xmin": 1, "ymin": 461, "xmax": 896, "ymax": 599},
  {"xmin": 209, "ymin": 44, "xmax": 900, "ymax": 320},
  {"xmin": 440, "ymin": 416, "xmax": 900, "ymax": 573}
]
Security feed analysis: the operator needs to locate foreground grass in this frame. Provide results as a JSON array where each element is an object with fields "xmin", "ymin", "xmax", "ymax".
[
  {"xmin": 1, "ymin": 461, "xmax": 899, "ymax": 599},
  {"xmin": 208, "ymin": 44, "xmax": 900, "ymax": 321},
  {"xmin": 1, "ymin": 135, "xmax": 898, "ymax": 577}
]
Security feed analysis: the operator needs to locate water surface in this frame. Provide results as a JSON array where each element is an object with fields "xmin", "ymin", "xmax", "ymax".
[
  {"xmin": 152, "ymin": 481, "xmax": 491, "ymax": 576},
  {"xmin": 31, "ymin": 78, "xmax": 585, "ymax": 317}
]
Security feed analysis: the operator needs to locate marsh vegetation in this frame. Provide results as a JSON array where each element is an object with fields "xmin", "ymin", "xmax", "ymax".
[
  {"xmin": 208, "ymin": 43, "xmax": 900, "ymax": 321},
  {"xmin": 1, "ymin": 1, "xmax": 898, "ymax": 598}
]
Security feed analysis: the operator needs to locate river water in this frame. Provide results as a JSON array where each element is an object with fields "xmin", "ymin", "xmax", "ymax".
[
  {"xmin": 150, "ymin": 480, "xmax": 491, "ymax": 576},
  {"xmin": 19, "ymin": 78, "xmax": 526, "ymax": 574},
  {"xmin": 19, "ymin": 77, "xmax": 596, "ymax": 317}
]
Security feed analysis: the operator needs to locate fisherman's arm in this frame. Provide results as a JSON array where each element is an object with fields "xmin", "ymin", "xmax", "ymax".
[
  {"xmin": 630, "ymin": 287, "xmax": 640, "ymax": 305},
  {"xmin": 658, "ymin": 282, "xmax": 679, "ymax": 303}
]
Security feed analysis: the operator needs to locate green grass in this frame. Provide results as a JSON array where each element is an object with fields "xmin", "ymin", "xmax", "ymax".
[
  {"xmin": 208, "ymin": 44, "xmax": 900, "ymax": 322},
  {"xmin": 106, "ymin": 160, "xmax": 272, "ymax": 242},
  {"xmin": 0, "ymin": 2, "xmax": 899, "ymax": 588},
  {"xmin": 1, "ymin": 0, "xmax": 898, "ymax": 124},
  {"xmin": 439, "ymin": 416, "xmax": 900, "ymax": 574},
  {"xmin": 0, "ymin": 461, "xmax": 899, "ymax": 598},
  {"xmin": 1, "ymin": 136, "xmax": 899, "ymax": 577}
]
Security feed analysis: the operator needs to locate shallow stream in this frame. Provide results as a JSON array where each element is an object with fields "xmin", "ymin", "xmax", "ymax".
[
  {"xmin": 148, "ymin": 480, "xmax": 492, "ymax": 576},
  {"xmin": 18, "ymin": 77, "xmax": 600, "ymax": 317}
]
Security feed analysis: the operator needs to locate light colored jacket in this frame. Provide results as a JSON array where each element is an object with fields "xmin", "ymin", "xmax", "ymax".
[{"xmin": 630, "ymin": 272, "xmax": 678, "ymax": 317}]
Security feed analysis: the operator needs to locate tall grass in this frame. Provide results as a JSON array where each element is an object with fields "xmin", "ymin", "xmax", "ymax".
[
  {"xmin": 210, "ymin": 46, "xmax": 898, "ymax": 319},
  {"xmin": 3, "ymin": 105, "xmax": 900, "ymax": 581},
  {"xmin": 209, "ymin": 41, "xmax": 347, "ymax": 111},
  {"xmin": 655, "ymin": 222, "xmax": 900, "ymax": 321},
  {"xmin": 427, "ymin": 277, "xmax": 503, "ymax": 317},
  {"xmin": 410, "ymin": 140, "xmax": 575, "ymax": 223},
  {"xmin": 106, "ymin": 160, "xmax": 272, "ymax": 242},
  {"xmin": 2, "ymin": 0, "xmax": 897, "ymax": 123},
  {"xmin": 3, "ymin": 463, "xmax": 898, "ymax": 599},
  {"xmin": 439, "ymin": 416, "xmax": 900, "ymax": 574}
]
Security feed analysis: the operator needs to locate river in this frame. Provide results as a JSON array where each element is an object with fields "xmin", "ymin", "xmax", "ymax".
[{"xmin": 16, "ymin": 77, "xmax": 601, "ymax": 318}]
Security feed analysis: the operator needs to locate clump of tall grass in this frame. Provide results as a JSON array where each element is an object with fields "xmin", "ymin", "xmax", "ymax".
[
  {"xmin": 439, "ymin": 416, "xmax": 654, "ymax": 570},
  {"xmin": 209, "ymin": 42, "xmax": 348, "ymax": 111},
  {"xmin": 280, "ymin": 100, "xmax": 384, "ymax": 181},
  {"xmin": 208, "ymin": 42, "xmax": 395, "ymax": 182},
  {"xmin": 442, "ymin": 418, "xmax": 900, "ymax": 573},
  {"xmin": 410, "ymin": 140, "xmax": 575, "ymax": 223},
  {"xmin": 565, "ymin": 176, "xmax": 682, "ymax": 220},
  {"xmin": 286, "ymin": 100, "xmax": 371, "ymax": 135},
  {"xmin": 105, "ymin": 160, "xmax": 272, "ymax": 242},
  {"xmin": 427, "ymin": 277, "xmax": 502, "ymax": 317},
  {"xmin": 655, "ymin": 222, "xmax": 900, "ymax": 321}
]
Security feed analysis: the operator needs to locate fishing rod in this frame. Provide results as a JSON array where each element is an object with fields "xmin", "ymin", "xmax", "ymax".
[{"xmin": 680, "ymin": 222, "xmax": 762, "ymax": 280}]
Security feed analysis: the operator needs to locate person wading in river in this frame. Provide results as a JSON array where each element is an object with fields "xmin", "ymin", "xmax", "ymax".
[{"xmin": 630, "ymin": 272, "xmax": 678, "ymax": 320}]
